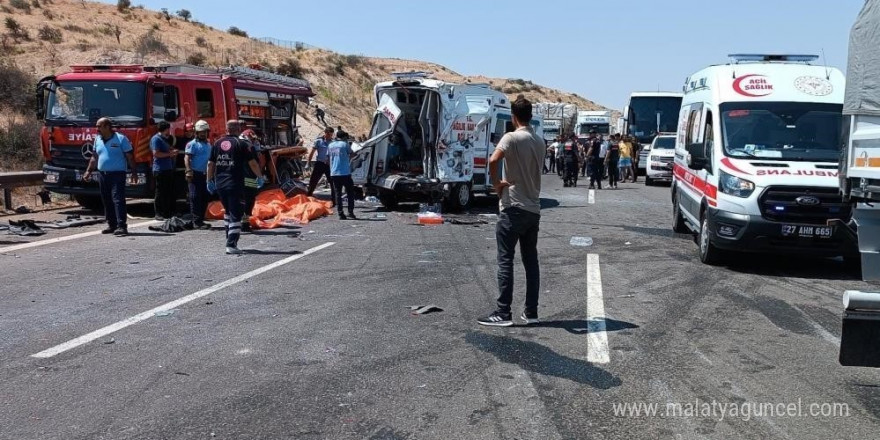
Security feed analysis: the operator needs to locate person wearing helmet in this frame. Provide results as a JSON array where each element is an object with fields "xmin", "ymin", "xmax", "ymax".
[
  {"xmin": 185, "ymin": 120, "xmax": 212, "ymax": 229},
  {"xmin": 239, "ymin": 129, "xmax": 265, "ymax": 232}
]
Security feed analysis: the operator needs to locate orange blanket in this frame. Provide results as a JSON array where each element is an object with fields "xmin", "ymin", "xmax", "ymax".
[{"xmin": 204, "ymin": 189, "xmax": 333, "ymax": 228}]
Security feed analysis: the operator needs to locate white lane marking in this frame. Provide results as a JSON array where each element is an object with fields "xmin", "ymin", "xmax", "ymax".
[
  {"xmin": 586, "ymin": 254, "xmax": 610, "ymax": 364},
  {"xmin": 0, "ymin": 220, "xmax": 159, "ymax": 254},
  {"xmin": 588, "ymin": 189, "xmax": 595, "ymax": 204},
  {"xmin": 32, "ymin": 242, "xmax": 335, "ymax": 358}
]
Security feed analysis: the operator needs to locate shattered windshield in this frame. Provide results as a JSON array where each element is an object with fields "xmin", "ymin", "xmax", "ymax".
[{"xmin": 46, "ymin": 81, "xmax": 146, "ymax": 125}]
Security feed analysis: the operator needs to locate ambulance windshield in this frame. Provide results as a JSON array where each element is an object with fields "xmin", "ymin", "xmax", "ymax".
[
  {"xmin": 46, "ymin": 81, "xmax": 146, "ymax": 126},
  {"xmin": 720, "ymin": 102, "xmax": 842, "ymax": 162}
]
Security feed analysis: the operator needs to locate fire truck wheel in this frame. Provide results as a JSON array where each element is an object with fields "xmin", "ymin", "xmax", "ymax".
[{"xmin": 74, "ymin": 194, "xmax": 104, "ymax": 212}]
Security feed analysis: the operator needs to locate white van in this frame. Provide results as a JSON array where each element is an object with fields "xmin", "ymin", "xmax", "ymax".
[
  {"xmin": 351, "ymin": 73, "xmax": 514, "ymax": 210},
  {"xmin": 671, "ymin": 54, "xmax": 858, "ymax": 264},
  {"xmin": 645, "ymin": 134, "xmax": 676, "ymax": 185}
]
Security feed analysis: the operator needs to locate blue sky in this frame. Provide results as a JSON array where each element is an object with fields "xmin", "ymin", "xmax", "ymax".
[{"xmin": 101, "ymin": 0, "xmax": 863, "ymax": 111}]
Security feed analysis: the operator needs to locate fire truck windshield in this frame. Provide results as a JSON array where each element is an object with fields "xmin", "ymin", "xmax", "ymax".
[{"xmin": 46, "ymin": 81, "xmax": 146, "ymax": 126}]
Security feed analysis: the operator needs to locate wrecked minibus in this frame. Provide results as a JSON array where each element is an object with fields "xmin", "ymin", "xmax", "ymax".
[{"xmin": 351, "ymin": 73, "xmax": 515, "ymax": 210}]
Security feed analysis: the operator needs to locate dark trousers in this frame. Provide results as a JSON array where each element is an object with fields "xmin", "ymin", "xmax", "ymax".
[
  {"xmin": 153, "ymin": 170, "xmax": 176, "ymax": 219},
  {"xmin": 607, "ymin": 160, "xmax": 619, "ymax": 186},
  {"xmin": 307, "ymin": 161, "xmax": 336, "ymax": 204},
  {"xmin": 331, "ymin": 175, "xmax": 355, "ymax": 215},
  {"xmin": 218, "ymin": 188, "xmax": 243, "ymax": 248},
  {"xmin": 556, "ymin": 157, "xmax": 564, "ymax": 176},
  {"xmin": 547, "ymin": 155, "xmax": 556, "ymax": 173},
  {"xmin": 564, "ymin": 160, "xmax": 579, "ymax": 185},
  {"xmin": 496, "ymin": 207, "xmax": 541, "ymax": 314},
  {"xmin": 97, "ymin": 171, "xmax": 127, "ymax": 230},
  {"xmin": 581, "ymin": 159, "xmax": 588, "ymax": 177},
  {"xmin": 590, "ymin": 159, "xmax": 604, "ymax": 188},
  {"xmin": 188, "ymin": 172, "xmax": 208, "ymax": 224}
]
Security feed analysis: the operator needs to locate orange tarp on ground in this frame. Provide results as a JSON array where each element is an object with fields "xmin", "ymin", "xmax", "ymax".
[{"xmin": 204, "ymin": 189, "xmax": 333, "ymax": 228}]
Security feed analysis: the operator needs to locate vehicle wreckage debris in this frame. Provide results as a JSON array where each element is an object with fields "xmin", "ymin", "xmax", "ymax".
[
  {"xmin": 408, "ymin": 305, "xmax": 444, "ymax": 315},
  {"xmin": 570, "ymin": 236, "xmax": 594, "ymax": 247}
]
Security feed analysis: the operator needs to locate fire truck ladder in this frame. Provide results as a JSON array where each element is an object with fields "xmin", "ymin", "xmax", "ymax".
[{"xmin": 219, "ymin": 66, "xmax": 311, "ymax": 89}]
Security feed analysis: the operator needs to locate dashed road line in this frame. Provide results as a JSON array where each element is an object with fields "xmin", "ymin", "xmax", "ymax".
[
  {"xmin": 587, "ymin": 253, "xmax": 610, "ymax": 364},
  {"xmin": 31, "ymin": 242, "xmax": 336, "ymax": 358},
  {"xmin": 0, "ymin": 220, "xmax": 159, "ymax": 254}
]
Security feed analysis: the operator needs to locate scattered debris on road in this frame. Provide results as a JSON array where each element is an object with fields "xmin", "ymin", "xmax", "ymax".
[
  {"xmin": 570, "ymin": 236, "xmax": 594, "ymax": 247},
  {"xmin": 408, "ymin": 305, "xmax": 444, "ymax": 315},
  {"xmin": 154, "ymin": 310, "xmax": 177, "ymax": 317},
  {"xmin": 4, "ymin": 220, "xmax": 45, "ymax": 236}
]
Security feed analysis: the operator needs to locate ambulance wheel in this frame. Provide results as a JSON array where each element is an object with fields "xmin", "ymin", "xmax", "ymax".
[
  {"xmin": 671, "ymin": 190, "xmax": 689, "ymax": 234},
  {"xmin": 446, "ymin": 183, "xmax": 472, "ymax": 212},
  {"xmin": 74, "ymin": 194, "xmax": 104, "ymax": 212},
  {"xmin": 698, "ymin": 215, "xmax": 725, "ymax": 266},
  {"xmin": 379, "ymin": 194, "xmax": 398, "ymax": 210}
]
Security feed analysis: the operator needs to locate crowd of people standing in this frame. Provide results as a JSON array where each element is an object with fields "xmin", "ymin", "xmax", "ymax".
[{"xmin": 543, "ymin": 132, "xmax": 642, "ymax": 189}]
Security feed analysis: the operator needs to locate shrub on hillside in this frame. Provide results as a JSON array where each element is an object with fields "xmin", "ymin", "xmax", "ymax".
[
  {"xmin": 37, "ymin": 25, "xmax": 62, "ymax": 43},
  {"xmin": 135, "ymin": 30, "xmax": 168, "ymax": 56},
  {"xmin": 186, "ymin": 52, "xmax": 206, "ymax": 66},
  {"xmin": 276, "ymin": 58, "xmax": 307, "ymax": 78},
  {"xmin": 31, "ymin": 0, "xmax": 41, "ymax": 8},
  {"xmin": 9, "ymin": 0, "xmax": 31, "ymax": 13},
  {"xmin": 116, "ymin": 0, "xmax": 131, "ymax": 12},
  {"xmin": 41, "ymin": 8, "xmax": 54, "ymax": 19},
  {"xmin": 4, "ymin": 17, "xmax": 29, "ymax": 41},
  {"xmin": 195, "ymin": 36, "xmax": 207, "ymax": 48},
  {"xmin": 0, "ymin": 60, "xmax": 36, "ymax": 111},
  {"xmin": 227, "ymin": 26, "xmax": 248, "ymax": 38},
  {"xmin": 0, "ymin": 115, "xmax": 42, "ymax": 170}
]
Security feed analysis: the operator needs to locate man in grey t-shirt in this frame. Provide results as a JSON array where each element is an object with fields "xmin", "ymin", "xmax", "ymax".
[{"xmin": 478, "ymin": 95, "xmax": 545, "ymax": 327}]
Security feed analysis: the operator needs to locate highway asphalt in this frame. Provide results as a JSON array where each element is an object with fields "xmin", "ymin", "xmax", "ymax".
[{"xmin": 1, "ymin": 174, "xmax": 878, "ymax": 439}]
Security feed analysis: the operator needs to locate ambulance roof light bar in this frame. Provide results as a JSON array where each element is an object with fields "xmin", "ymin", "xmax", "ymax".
[
  {"xmin": 729, "ymin": 54, "xmax": 819, "ymax": 64},
  {"xmin": 391, "ymin": 71, "xmax": 431, "ymax": 81}
]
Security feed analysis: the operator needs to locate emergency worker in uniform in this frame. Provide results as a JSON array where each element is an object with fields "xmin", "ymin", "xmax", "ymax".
[
  {"xmin": 563, "ymin": 135, "xmax": 580, "ymax": 187},
  {"xmin": 206, "ymin": 120, "xmax": 266, "ymax": 255}
]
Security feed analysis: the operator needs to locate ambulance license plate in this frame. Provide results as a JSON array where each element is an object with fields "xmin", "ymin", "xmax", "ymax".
[{"xmin": 781, "ymin": 225, "xmax": 834, "ymax": 238}]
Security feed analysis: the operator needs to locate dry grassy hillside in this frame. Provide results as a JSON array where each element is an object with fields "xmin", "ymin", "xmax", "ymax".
[{"xmin": 0, "ymin": 0, "xmax": 615, "ymax": 144}]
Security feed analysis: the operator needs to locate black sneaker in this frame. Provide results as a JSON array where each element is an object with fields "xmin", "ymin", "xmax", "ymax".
[
  {"xmin": 477, "ymin": 311, "xmax": 513, "ymax": 327},
  {"xmin": 113, "ymin": 228, "xmax": 128, "ymax": 236},
  {"xmin": 101, "ymin": 227, "xmax": 115, "ymax": 234},
  {"xmin": 338, "ymin": 213, "xmax": 348, "ymax": 220},
  {"xmin": 520, "ymin": 311, "xmax": 540, "ymax": 326},
  {"xmin": 347, "ymin": 212, "xmax": 357, "ymax": 220}
]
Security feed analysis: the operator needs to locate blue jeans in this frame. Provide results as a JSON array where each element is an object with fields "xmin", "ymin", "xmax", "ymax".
[
  {"xmin": 97, "ymin": 171, "xmax": 127, "ymax": 229},
  {"xmin": 218, "ymin": 187, "xmax": 243, "ymax": 248},
  {"xmin": 496, "ymin": 207, "xmax": 541, "ymax": 314}
]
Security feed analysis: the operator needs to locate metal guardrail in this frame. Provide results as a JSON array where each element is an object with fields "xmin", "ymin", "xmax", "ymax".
[{"xmin": 0, "ymin": 171, "xmax": 44, "ymax": 211}]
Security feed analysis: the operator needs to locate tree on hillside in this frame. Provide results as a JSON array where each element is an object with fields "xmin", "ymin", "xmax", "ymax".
[
  {"xmin": 113, "ymin": 25, "xmax": 121, "ymax": 44},
  {"xmin": 176, "ymin": 9, "xmax": 191, "ymax": 22},
  {"xmin": 116, "ymin": 0, "xmax": 131, "ymax": 12},
  {"xmin": 160, "ymin": 8, "xmax": 171, "ymax": 22}
]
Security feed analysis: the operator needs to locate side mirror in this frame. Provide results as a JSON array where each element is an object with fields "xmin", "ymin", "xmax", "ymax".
[
  {"xmin": 164, "ymin": 110, "xmax": 179, "ymax": 122},
  {"xmin": 686, "ymin": 143, "xmax": 708, "ymax": 170}
]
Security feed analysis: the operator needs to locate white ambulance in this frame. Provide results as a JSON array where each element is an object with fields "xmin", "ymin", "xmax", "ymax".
[
  {"xmin": 671, "ymin": 54, "xmax": 858, "ymax": 265},
  {"xmin": 351, "ymin": 72, "xmax": 515, "ymax": 211}
]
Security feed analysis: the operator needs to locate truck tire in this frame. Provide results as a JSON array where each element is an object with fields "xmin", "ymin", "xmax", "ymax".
[
  {"xmin": 277, "ymin": 159, "xmax": 303, "ymax": 183},
  {"xmin": 74, "ymin": 194, "xmax": 104, "ymax": 212},
  {"xmin": 379, "ymin": 193, "xmax": 398, "ymax": 211},
  {"xmin": 698, "ymin": 215, "xmax": 725, "ymax": 266},
  {"xmin": 446, "ymin": 183, "xmax": 472, "ymax": 212},
  {"xmin": 671, "ymin": 189, "xmax": 689, "ymax": 234},
  {"xmin": 645, "ymin": 176, "xmax": 653, "ymax": 186}
]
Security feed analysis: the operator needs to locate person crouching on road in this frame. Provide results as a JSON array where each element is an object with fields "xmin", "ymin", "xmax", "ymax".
[
  {"xmin": 328, "ymin": 130, "xmax": 357, "ymax": 220},
  {"xmin": 478, "ymin": 95, "xmax": 544, "ymax": 327},
  {"xmin": 151, "ymin": 121, "xmax": 178, "ymax": 220},
  {"xmin": 206, "ymin": 120, "xmax": 266, "ymax": 255},
  {"xmin": 82, "ymin": 117, "xmax": 138, "ymax": 236},
  {"xmin": 185, "ymin": 120, "xmax": 212, "ymax": 229}
]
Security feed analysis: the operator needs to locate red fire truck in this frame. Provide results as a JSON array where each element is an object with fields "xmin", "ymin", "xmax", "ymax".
[{"xmin": 36, "ymin": 64, "xmax": 314, "ymax": 209}]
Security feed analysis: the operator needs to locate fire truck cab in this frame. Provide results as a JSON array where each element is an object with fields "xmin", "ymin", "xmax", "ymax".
[{"xmin": 36, "ymin": 64, "xmax": 314, "ymax": 209}]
